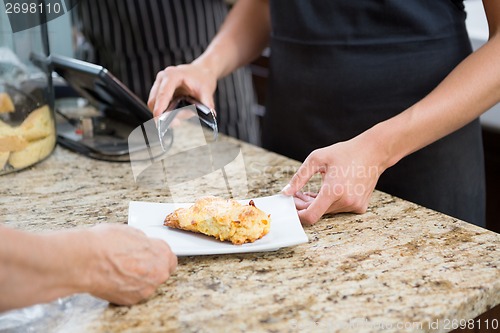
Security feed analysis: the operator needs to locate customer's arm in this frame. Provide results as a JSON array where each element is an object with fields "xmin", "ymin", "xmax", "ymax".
[
  {"xmin": 148, "ymin": 0, "xmax": 270, "ymax": 117},
  {"xmin": 0, "ymin": 224, "xmax": 177, "ymax": 312},
  {"xmin": 284, "ymin": 0, "xmax": 500, "ymax": 224}
]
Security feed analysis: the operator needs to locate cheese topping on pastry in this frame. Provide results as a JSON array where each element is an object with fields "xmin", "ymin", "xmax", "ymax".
[{"xmin": 164, "ymin": 196, "xmax": 271, "ymax": 245}]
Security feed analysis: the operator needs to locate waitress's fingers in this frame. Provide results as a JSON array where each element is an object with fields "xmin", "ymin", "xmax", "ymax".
[
  {"xmin": 323, "ymin": 188, "xmax": 371, "ymax": 215},
  {"xmin": 298, "ymin": 181, "xmax": 340, "ymax": 225},
  {"xmin": 324, "ymin": 196, "xmax": 369, "ymax": 215},
  {"xmin": 151, "ymin": 74, "xmax": 178, "ymax": 118},
  {"xmin": 293, "ymin": 191, "xmax": 315, "ymax": 210},
  {"xmin": 293, "ymin": 196, "xmax": 312, "ymax": 210},
  {"xmin": 148, "ymin": 75, "xmax": 162, "ymax": 112},
  {"xmin": 150, "ymin": 69, "xmax": 182, "ymax": 118},
  {"xmin": 282, "ymin": 151, "xmax": 325, "ymax": 196},
  {"xmin": 294, "ymin": 191, "xmax": 316, "ymax": 203},
  {"xmin": 198, "ymin": 92, "xmax": 217, "ymax": 116}
]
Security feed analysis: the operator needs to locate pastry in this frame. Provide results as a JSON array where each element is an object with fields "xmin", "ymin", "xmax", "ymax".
[{"xmin": 164, "ymin": 196, "xmax": 271, "ymax": 245}]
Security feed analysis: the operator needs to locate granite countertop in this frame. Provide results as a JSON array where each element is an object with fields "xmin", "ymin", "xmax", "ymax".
[{"xmin": 0, "ymin": 139, "xmax": 499, "ymax": 333}]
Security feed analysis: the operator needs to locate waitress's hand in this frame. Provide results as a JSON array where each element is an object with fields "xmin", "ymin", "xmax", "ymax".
[
  {"xmin": 282, "ymin": 136, "xmax": 386, "ymax": 225},
  {"xmin": 148, "ymin": 62, "xmax": 218, "ymax": 118}
]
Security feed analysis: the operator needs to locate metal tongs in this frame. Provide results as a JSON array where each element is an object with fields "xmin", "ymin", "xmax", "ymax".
[{"xmin": 157, "ymin": 96, "xmax": 218, "ymax": 152}]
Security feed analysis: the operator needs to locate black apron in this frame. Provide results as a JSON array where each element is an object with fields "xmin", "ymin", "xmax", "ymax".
[{"xmin": 263, "ymin": 0, "xmax": 485, "ymax": 226}]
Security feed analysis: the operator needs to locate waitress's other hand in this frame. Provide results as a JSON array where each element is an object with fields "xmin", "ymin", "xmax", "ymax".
[
  {"xmin": 85, "ymin": 224, "xmax": 177, "ymax": 305},
  {"xmin": 148, "ymin": 63, "xmax": 218, "ymax": 119},
  {"xmin": 282, "ymin": 137, "xmax": 385, "ymax": 225}
]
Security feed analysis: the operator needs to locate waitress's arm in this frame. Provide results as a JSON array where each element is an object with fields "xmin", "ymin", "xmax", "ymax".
[
  {"xmin": 283, "ymin": 0, "xmax": 500, "ymax": 225},
  {"xmin": 148, "ymin": 0, "xmax": 270, "ymax": 118},
  {"xmin": 373, "ymin": 0, "xmax": 500, "ymax": 168},
  {"xmin": 194, "ymin": 0, "xmax": 270, "ymax": 80}
]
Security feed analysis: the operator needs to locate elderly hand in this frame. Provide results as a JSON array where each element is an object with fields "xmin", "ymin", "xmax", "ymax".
[
  {"xmin": 84, "ymin": 224, "xmax": 177, "ymax": 305},
  {"xmin": 0, "ymin": 223, "xmax": 177, "ymax": 312},
  {"xmin": 282, "ymin": 135, "xmax": 387, "ymax": 225},
  {"xmin": 148, "ymin": 62, "xmax": 218, "ymax": 119}
]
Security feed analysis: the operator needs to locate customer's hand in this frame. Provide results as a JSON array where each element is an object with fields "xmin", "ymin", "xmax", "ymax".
[
  {"xmin": 84, "ymin": 224, "xmax": 177, "ymax": 305},
  {"xmin": 282, "ymin": 136, "xmax": 386, "ymax": 225},
  {"xmin": 148, "ymin": 63, "xmax": 218, "ymax": 118}
]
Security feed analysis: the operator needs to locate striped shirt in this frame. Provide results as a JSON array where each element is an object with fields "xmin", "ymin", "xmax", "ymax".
[{"xmin": 72, "ymin": 0, "xmax": 260, "ymax": 144}]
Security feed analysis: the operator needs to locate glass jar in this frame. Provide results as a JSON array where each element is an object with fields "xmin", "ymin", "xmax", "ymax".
[{"xmin": 0, "ymin": 9, "xmax": 56, "ymax": 175}]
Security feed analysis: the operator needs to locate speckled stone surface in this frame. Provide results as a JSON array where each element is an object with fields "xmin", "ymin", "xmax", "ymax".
[{"xmin": 0, "ymin": 140, "xmax": 499, "ymax": 333}]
